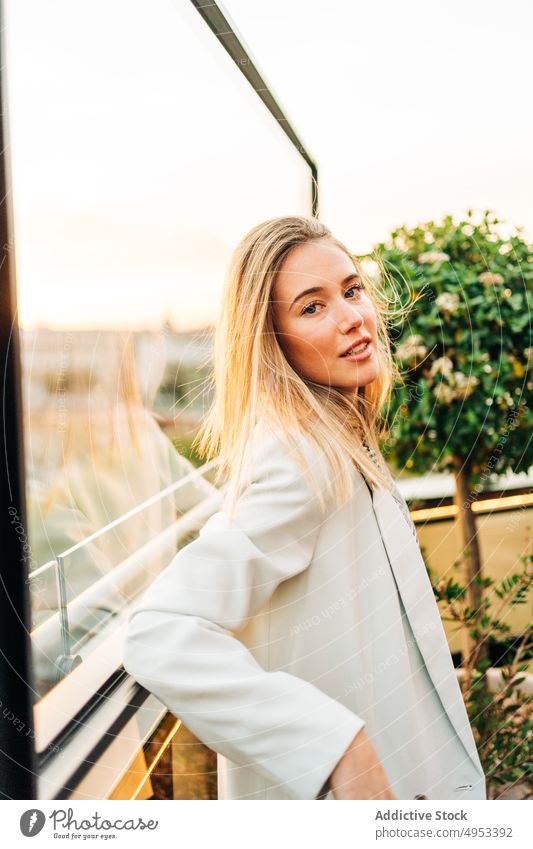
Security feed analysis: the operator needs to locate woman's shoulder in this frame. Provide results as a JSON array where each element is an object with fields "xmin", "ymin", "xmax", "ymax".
[
  {"xmin": 250, "ymin": 418, "xmax": 326, "ymax": 472},
  {"xmin": 219, "ymin": 420, "xmax": 331, "ymax": 524},
  {"xmin": 248, "ymin": 418, "xmax": 359, "ymax": 509}
]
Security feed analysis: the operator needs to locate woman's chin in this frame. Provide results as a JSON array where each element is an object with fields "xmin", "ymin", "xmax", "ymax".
[{"xmin": 337, "ymin": 367, "xmax": 380, "ymax": 392}]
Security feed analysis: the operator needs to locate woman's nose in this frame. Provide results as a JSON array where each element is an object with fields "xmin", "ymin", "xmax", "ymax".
[{"xmin": 335, "ymin": 298, "xmax": 364, "ymax": 332}]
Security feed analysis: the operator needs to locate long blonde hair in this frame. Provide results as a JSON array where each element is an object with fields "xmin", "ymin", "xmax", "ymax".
[{"xmin": 194, "ymin": 216, "xmax": 403, "ymax": 516}]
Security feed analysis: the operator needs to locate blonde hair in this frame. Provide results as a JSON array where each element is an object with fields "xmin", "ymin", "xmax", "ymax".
[{"xmin": 194, "ymin": 215, "xmax": 404, "ymax": 516}]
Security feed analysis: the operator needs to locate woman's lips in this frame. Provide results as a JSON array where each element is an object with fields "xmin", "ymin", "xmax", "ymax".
[{"xmin": 341, "ymin": 340, "xmax": 373, "ymax": 362}]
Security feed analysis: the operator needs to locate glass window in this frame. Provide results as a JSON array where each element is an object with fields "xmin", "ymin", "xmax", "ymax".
[{"xmin": 4, "ymin": 0, "xmax": 314, "ymax": 735}]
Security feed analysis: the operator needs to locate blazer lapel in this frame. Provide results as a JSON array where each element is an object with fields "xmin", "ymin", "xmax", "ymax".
[{"xmin": 370, "ymin": 485, "xmax": 484, "ymax": 775}]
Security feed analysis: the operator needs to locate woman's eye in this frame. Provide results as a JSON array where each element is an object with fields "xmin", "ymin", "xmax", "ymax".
[
  {"xmin": 302, "ymin": 302, "xmax": 320, "ymax": 315},
  {"xmin": 345, "ymin": 284, "xmax": 363, "ymax": 299},
  {"xmin": 301, "ymin": 283, "xmax": 364, "ymax": 315}
]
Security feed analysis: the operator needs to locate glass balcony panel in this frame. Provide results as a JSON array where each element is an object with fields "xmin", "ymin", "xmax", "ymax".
[{"xmin": 3, "ymin": 0, "xmax": 313, "ymax": 729}]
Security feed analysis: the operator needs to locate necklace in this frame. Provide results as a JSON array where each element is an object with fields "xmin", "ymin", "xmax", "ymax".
[{"xmin": 361, "ymin": 442, "xmax": 419, "ymax": 542}]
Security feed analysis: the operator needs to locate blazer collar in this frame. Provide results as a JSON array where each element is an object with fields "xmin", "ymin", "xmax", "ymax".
[{"xmin": 369, "ymin": 484, "xmax": 484, "ymax": 776}]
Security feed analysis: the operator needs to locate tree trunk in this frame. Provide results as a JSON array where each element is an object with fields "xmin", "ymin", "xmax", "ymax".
[{"xmin": 452, "ymin": 457, "xmax": 488, "ymax": 672}]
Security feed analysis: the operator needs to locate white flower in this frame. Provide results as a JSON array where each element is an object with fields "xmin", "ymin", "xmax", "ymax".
[
  {"xmin": 429, "ymin": 356, "xmax": 454, "ymax": 378},
  {"xmin": 436, "ymin": 292, "xmax": 460, "ymax": 313},
  {"xmin": 433, "ymin": 383, "xmax": 457, "ymax": 403},
  {"xmin": 453, "ymin": 371, "xmax": 468, "ymax": 387},
  {"xmin": 453, "ymin": 372, "xmax": 479, "ymax": 399},
  {"xmin": 393, "ymin": 234, "xmax": 409, "ymax": 250},
  {"xmin": 418, "ymin": 251, "xmax": 450, "ymax": 264},
  {"xmin": 431, "ymin": 369, "xmax": 478, "ymax": 402},
  {"xmin": 395, "ymin": 334, "xmax": 428, "ymax": 362},
  {"xmin": 478, "ymin": 271, "xmax": 504, "ymax": 285}
]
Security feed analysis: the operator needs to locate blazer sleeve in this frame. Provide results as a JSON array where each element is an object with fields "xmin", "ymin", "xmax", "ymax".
[{"xmin": 122, "ymin": 431, "xmax": 365, "ymax": 799}]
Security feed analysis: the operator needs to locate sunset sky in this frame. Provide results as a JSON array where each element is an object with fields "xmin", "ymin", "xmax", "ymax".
[{"xmin": 5, "ymin": 0, "xmax": 532, "ymax": 330}]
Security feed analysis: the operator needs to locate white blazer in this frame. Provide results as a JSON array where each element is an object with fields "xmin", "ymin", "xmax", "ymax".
[{"xmin": 122, "ymin": 424, "xmax": 486, "ymax": 800}]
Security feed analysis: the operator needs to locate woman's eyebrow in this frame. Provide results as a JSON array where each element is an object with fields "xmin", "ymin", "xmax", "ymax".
[{"xmin": 288, "ymin": 273, "xmax": 360, "ymax": 311}]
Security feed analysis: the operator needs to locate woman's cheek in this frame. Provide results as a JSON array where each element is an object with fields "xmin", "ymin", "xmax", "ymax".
[{"xmin": 310, "ymin": 328, "xmax": 332, "ymax": 354}]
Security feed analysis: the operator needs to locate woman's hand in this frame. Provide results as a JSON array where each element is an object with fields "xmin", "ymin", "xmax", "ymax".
[{"xmin": 329, "ymin": 729, "xmax": 396, "ymax": 800}]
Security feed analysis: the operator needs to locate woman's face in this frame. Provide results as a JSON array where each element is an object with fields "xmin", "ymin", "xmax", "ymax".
[{"xmin": 271, "ymin": 240, "xmax": 380, "ymax": 394}]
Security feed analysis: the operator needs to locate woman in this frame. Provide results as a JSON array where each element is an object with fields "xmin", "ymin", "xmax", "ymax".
[{"xmin": 123, "ymin": 216, "xmax": 486, "ymax": 800}]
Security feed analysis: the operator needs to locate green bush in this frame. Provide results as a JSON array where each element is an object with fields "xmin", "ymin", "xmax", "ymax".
[
  {"xmin": 362, "ymin": 211, "xmax": 533, "ymax": 654},
  {"xmin": 431, "ymin": 551, "xmax": 533, "ymax": 799}
]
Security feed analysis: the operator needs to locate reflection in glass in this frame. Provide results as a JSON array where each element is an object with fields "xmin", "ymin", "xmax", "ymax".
[{"xmin": 24, "ymin": 328, "xmax": 213, "ymax": 697}]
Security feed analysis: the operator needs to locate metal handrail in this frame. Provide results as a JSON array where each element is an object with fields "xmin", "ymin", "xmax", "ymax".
[
  {"xmin": 27, "ymin": 458, "xmax": 219, "ymax": 573},
  {"xmin": 33, "ymin": 483, "xmax": 224, "ymax": 754},
  {"xmin": 30, "ymin": 465, "xmax": 222, "ymax": 689},
  {"xmin": 190, "ymin": 0, "xmax": 319, "ymax": 215}
]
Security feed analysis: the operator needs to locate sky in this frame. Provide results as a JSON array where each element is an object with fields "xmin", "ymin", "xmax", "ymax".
[
  {"xmin": 222, "ymin": 0, "xmax": 533, "ymax": 246},
  {"xmin": 4, "ymin": 0, "xmax": 533, "ymax": 330}
]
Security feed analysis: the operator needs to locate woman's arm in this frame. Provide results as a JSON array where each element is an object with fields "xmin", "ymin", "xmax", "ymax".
[
  {"xmin": 329, "ymin": 729, "xmax": 396, "ymax": 800},
  {"xmin": 122, "ymin": 431, "xmax": 365, "ymax": 800}
]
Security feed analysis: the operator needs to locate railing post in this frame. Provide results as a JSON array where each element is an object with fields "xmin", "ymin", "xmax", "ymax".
[{"xmin": 53, "ymin": 556, "xmax": 82, "ymax": 682}]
